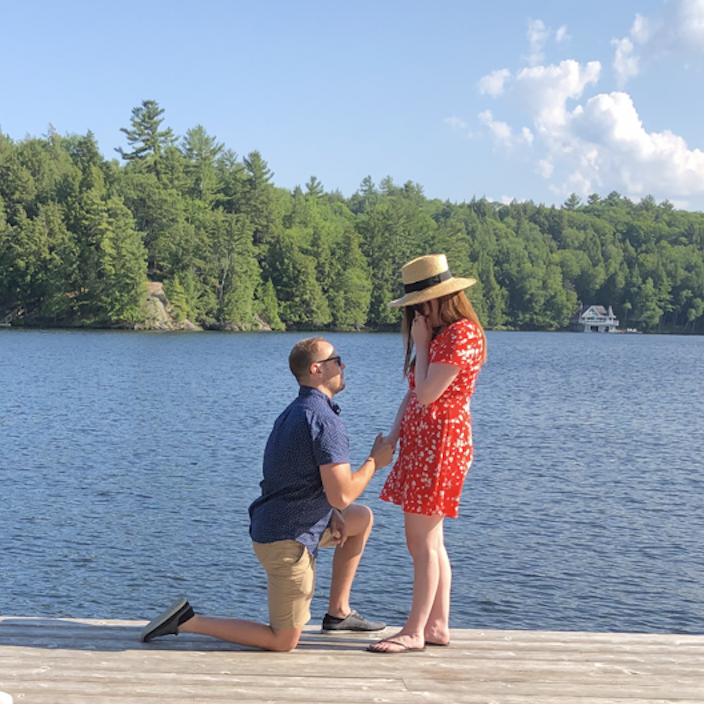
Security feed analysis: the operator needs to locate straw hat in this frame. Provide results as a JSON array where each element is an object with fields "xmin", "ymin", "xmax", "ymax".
[{"xmin": 388, "ymin": 254, "xmax": 476, "ymax": 308}]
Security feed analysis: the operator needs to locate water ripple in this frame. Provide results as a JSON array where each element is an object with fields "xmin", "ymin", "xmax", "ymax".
[{"xmin": 1, "ymin": 329, "xmax": 703, "ymax": 634}]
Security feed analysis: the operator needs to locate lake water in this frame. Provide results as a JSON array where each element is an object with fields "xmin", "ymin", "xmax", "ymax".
[{"xmin": 1, "ymin": 329, "xmax": 703, "ymax": 635}]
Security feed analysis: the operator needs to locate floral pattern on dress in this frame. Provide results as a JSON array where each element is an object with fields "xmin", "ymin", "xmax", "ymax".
[{"xmin": 379, "ymin": 318, "xmax": 484, "ymax": 518}]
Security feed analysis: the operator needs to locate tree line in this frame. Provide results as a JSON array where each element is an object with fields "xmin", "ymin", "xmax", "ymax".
[{"xmin": 2, "ymin": 100, "xmax": 704, "ymax": 333}]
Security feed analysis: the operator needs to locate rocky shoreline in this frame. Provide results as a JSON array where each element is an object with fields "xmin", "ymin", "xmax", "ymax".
[{"xmin": 135, "ymin": 282, "xmax": 272, "ymax": 332}]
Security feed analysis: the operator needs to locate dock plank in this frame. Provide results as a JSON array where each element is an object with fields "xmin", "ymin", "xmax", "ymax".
[{"xmin": 1, "ymin": 616, "xmax": 702, "ymax": 703}]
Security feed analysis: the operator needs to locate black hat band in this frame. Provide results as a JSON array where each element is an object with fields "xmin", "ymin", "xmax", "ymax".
[{"xmin": 404, "ymin": 269, "xmax": 452, "ymax": 294}]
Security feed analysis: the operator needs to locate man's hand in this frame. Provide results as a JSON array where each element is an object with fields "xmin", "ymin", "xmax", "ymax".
[
  {"xmin": 369, "ymin": 433, "xmax": 395, "ymax": 470},
  {"xmin": 320, "ymin": 436, "xmax": 396, "ymax": 510},
  {"xmin": 328, "ymin": 508, "xmax": 348, "ymax": 548}
]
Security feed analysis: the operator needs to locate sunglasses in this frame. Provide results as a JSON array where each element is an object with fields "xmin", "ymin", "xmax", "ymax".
[{"xmin": 315, "ymin": 355, "xmax": 342, "ymax": 367}]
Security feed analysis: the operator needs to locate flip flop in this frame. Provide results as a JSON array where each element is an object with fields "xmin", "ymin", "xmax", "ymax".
[
  {"xmin": 367, "ymin": 638, "xmax": 426, "ymax": 654},
  {"xmin": 426, "ymin": 640, "xmax": 450, "ymax": 647}
]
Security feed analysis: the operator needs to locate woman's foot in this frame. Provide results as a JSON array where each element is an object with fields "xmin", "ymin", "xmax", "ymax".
[
  {"xmin": 424, "ymin": 627, "xmax": 450, "ymax": 646},
  {"xmin": 367, "ymin": 632, "xmax": 425, "ymax": 653}
]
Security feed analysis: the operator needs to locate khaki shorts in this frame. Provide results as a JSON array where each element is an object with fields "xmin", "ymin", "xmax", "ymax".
[{"xmin": 252, "ymin": 528, "xmax": 336, "ymax": 630}]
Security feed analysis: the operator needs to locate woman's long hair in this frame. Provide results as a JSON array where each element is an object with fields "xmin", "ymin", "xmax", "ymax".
[{"xmin": 402, "ymin": 290, "xmax": 487, "ymax": 377}]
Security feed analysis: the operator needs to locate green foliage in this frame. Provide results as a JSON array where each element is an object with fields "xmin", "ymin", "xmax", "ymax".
[
  {"xmin": 96, "ymin": 197, "xmax": 147, "ymax": 322},
  {"xmin": 328, "ymin": 229, "xmax": 372, "ymax": 330},
  {"xmin": 4, "ymin": 104, "xmax": 704, "ymax": 333},
  {"xmin": 180, "ymin": 125, "xmax": 223, "ymax": 204},
  {"xmin": 215, "ymin": 212, "xmax": 261, "ymax": 325},
  {"xmin": 265, "ymin": 229, "xmax": 331, "ymax": 327},
  {"xmin": 255, "ymin": 278, "xmax": 285, "ymax": 331},
  {"xmin": 164, "ymin": 275, "xmax": 189, "ymax": 323},
  {"xmin": 116, "ymin": 100, "xmax": 176, "ymax": 181}
]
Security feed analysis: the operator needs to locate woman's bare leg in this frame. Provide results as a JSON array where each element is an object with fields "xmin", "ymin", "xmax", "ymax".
[
  {"xmin": 369, "ymin": 512, "xmax": 444, "ymax": 652},
  {"xmin": 424, "ymin": 529, "xmax": 451, "ymax": 645}
]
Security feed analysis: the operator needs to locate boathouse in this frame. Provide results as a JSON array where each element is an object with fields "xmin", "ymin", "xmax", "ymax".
[{"xmin": 570, "ymin": 304, "xmax": 619, "ymax": 333}]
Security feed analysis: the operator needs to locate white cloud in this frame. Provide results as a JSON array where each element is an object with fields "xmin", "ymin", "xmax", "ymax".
[
  {"xmin": 478, "ymin": 110, "xmax": 511, "ymax": 145},
  {"xmin": 468, "ymin": 6, "xmax": 704, "ymax": 205},
  {"xmin": 538, "ymin": 82, "xmax": 704, "ymax": 200},
  {"xmin": 475, "ymin": 62, "xmax": 704, "ymax": 202},
  {"xmin": 478, "ymin": 69, "xmax": 511, "ymax": 97},
  {"xmin": 522, "ymin": 18, "xmax": 570, "ymax": 65},
  {"xmin": 520, "ymin": 127, "xmax": 534, "ymax": 146},
  {"xmin": 630, "ymin": 13, "xmax": 652, "ymax": 44},
  {"xmin": 512, "ymin": 60, "xmax": 601, "ymax": 133},
  {"xmin": 677, "ymin": 0, "xmax": 704, "ymax": 48},
  {"xmin": 570, "ymin": 91, "xmax": 704, "ymax": 196},
  {"xmin": 525, "ymin": 18, "xmax": 550, "ymax": 66},
  {"xmin": 670, "ymin": 198, "xmax": 692, "ymax": 209},
  {"xmin": 445, "ymin": 116, "xmax": 482, "ymax": 140},
  {"xmin": 675, "ymin": 0, "xmax": 704, "ymax": 52},
  {"xmin": 536, "ymin": 159, "xmax": 554, "ymax": 178},
  {"xmin": 612, "ymin": 37, "xmax": 639, "ymax": 87},
  {"xmin": 445, "ymin": 116, "xmax": 467, "ymax": 132},
  {"xmin": 612, "ymin": 0, "xmax": 704, "ymax": 85},
  {"xmin": 478, "ymin": 110, "xmax": 533, "ymax": 150}
]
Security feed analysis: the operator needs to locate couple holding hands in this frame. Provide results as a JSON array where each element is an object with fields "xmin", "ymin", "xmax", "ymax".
[{"xmin": 142, "ymin": 254, "xmax": 486, "ymax": 654}]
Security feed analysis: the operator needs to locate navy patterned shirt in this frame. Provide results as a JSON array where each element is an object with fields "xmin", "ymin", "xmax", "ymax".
[{"xmin": 249, "ymin": 386, "xmax": 350, "ymax": 557}]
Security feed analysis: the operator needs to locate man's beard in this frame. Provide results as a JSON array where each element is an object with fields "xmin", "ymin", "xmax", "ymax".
[{"xmin": 328, "ymin": 377, "xmax": 345, "ymax": 395}]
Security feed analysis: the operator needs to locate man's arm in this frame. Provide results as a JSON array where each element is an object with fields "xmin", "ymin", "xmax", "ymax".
[{"xmin": 320, "ymin": 434, "xmax": 394, "ymax": 510}]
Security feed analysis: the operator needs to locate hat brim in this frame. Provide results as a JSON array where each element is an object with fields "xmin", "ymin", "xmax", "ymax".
[{"xmin": 387, "ymin": 277, "xmax": 476, "ymax": 308}]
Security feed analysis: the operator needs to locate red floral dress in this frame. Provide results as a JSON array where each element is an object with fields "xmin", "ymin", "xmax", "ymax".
[{"xmin": 380, "ymin": 318, "xmax": 484, "ymax": 518}]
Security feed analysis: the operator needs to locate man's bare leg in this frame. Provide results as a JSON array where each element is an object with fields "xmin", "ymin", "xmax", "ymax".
[
  {"xmin": 327, "ymin": 503, "xmax": 373, "ymax": 618},
  {"xmin": 179, "ymin": 616, "xmax": 303, "ymax": 652}
]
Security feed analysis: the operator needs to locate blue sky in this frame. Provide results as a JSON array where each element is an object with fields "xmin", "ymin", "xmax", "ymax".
[{"xmin": 2, "ymin": 0, "xmax": 704, "ymax": 209}]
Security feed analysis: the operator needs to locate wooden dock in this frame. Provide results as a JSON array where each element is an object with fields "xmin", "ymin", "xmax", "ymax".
[{"xmin": 0, "ymin": 616, "xmax": 702, "ymax": 703}]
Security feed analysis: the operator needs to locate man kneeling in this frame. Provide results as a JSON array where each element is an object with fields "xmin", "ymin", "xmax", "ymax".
[{"xmin": 142, "ymin": 337, "xmax": 394, "ymax": 651}]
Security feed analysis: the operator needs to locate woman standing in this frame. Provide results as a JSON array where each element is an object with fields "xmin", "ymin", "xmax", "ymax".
[{"xmin": 369, "ymin": 254, "xmax": 486, "ymax": 653}]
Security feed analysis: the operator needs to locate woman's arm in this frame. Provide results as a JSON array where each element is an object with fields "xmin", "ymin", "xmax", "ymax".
[
  {"xmin": 414, "ymin": 363, "xmax": 460, "ymax": 405},
  {"xmin": 412, "ymin": 313, "xmax": 460, "ymax": 406},
  {"xmin": 389, "ymin": 389, "xmax": 412, "ymax": 444}
]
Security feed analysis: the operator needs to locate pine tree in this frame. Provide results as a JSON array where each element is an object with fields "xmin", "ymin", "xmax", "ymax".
[
  {"xmin": 97, "ymin": 197, "xmax": 147, "ymax": 322},
  {"xmin": 180, "ymin": 125, "xmax": 223, "ymax": 204},
  {"xmin": 328, "ymin": 229, "xmax": 372, "ymax": 330},
  {"xmin": 266, "ymin": 230, "xmax": 331, "ymax": 327},
  {"xmin": 255, "ymin": 278, "xmax": 285, "ymax": 331},
  {"xmin": 305, "ymin": 175, "xmax": 324, "ymax": 199},
  {"xmin": 216, "ymin": 213, "xmax": 261, "ymax": 326},
  {"xmin": 116, "ymin": 100, "xmax": 176, "ymax": 180},
  {"xmin": 164, "ymin": 275, "xmax": 189, "ymax": 322}
]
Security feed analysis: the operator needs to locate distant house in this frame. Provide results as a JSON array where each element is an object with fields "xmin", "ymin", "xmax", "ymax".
[{"xmin": 570, "ymin": 305, "xmax": 619, "ymax": 333}]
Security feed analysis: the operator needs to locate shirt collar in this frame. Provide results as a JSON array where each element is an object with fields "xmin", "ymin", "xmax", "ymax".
[{"xmin": 299, "ymin": 385, "xmax": 341, "ymax": 415}]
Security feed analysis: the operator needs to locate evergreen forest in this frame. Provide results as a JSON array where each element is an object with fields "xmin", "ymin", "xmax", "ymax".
[{"xmin": 2, "ymin": 100, "xmax": 704, "ymax": 333}]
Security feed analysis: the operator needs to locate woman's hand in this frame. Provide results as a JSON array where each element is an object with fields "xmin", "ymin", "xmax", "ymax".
[
  {"xmin": 388, "ymin": 389, "xmax": 411, "ymax": 450},
  {"xmin": 411, "ymin": 310, "xmax": 432, "ymax": 349}
]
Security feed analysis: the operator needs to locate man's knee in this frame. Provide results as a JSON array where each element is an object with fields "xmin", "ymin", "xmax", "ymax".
[
  {"xmin": 342, "ymin": 503, "xmax": 374, "ymax": 535},
  {"xmin": 356, "ymin": 503, "xmax": 374, "ymax": 529},
  {"xmin": 269, "ymin": 627, "xmax": 302, "ymax": 652}
]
